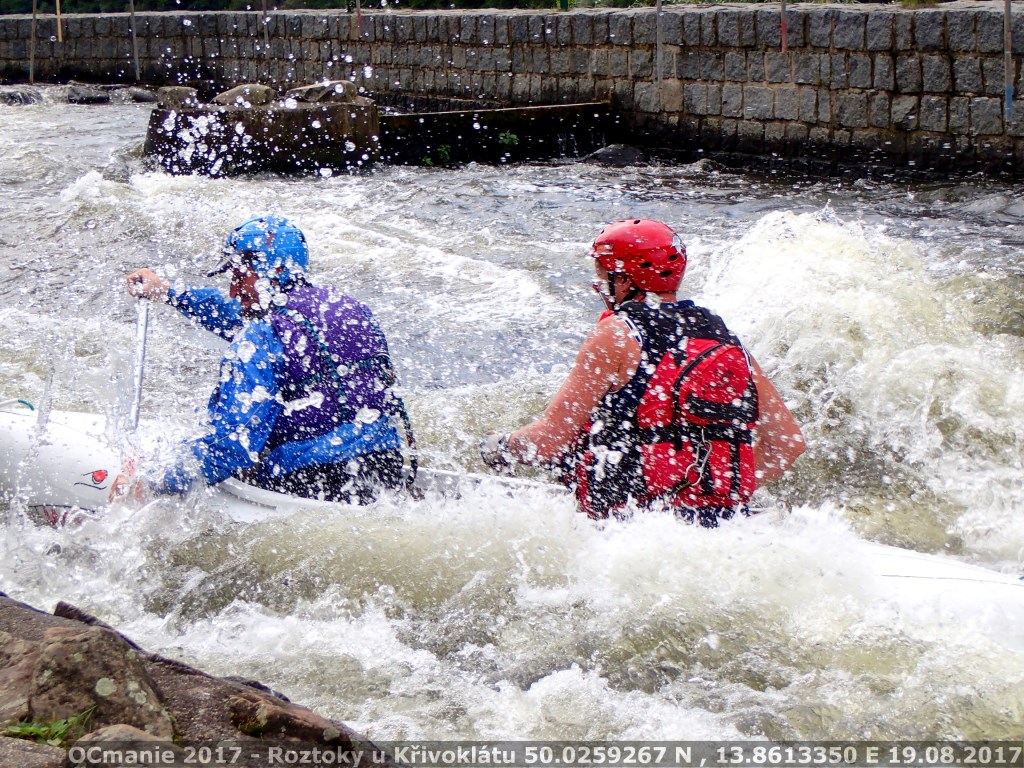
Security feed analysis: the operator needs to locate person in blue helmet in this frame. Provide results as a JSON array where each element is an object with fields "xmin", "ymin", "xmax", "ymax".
[{"xmin": 115, "ymin": 214, "xmax": 415, "ymax": 504}]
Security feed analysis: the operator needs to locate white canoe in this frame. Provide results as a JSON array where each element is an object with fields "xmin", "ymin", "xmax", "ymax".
[
  {"xmin": 0, "ymin": 402, "xmax": 535, "ymax": 523},
  {"xmin": 2, "ymin": 402, "xmax": 1022, "ymax": 607}
]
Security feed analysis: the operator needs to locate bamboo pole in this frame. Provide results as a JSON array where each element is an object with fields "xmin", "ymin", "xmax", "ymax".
[
  {"xmin": 655, "ymin": 0, "xmax": 663, "ymax": 110},
  {"xmin": 29, "ymin": 0, "xmax": 36, "ymax": 84},
  {"xmin": 1005, "ymin": 0, "xmax": 1014, "ymax": 123},
  {"xmin": 261, "ymin": 0, "xmax": 270, "ymax": 54},
  {"xmin": 781, "ymin": 0, "xmax": 788, "ymax": 54},
  {"xmin": 129, "ymin": 0, "xmax": 140, "ymax": 82},
  {"xmin": 55, "ymin": 0, "xmax": 62, "ymax": 43}
]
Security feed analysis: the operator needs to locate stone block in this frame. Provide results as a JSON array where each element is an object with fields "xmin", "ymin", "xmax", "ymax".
[
  {"xmin": 971, "ymin": 96, "xmax": 1003, "ymax": 135},
  {"xmin": 831, "ymin": 53, "xmax": 848, "ymax": 90},
  {"xmin": 631, "ymin": 48, "xmax": 653, "ymax": 78},
  {"xmin": 766, "ymin": 51, "xmax": 791, "ymax": 84},
  {"xmin": 536, "ymin": 47, "xmax": 554, "ymax": 75},
  {"xmin": 748, "ymin": 52, "xmax": 765, "ymax": 82},
  {"xmin": 873, "ymin": 53, "xmax": 894, "ymax": 90},
  {"xmin": 981, "ymin": 58, "xmax": 1005, "ymax": 96},
  {"xmin": 722, "ymin": 83, "xmax": 743, "ymax": 117},
  {"xmin": 837, "ymin": 91, "xmax": 868, "ymax": 128},
  {"xmin": 707, "ymin": 84, "xmax": 722, "ymax": 116},
  {"xmin": 411, "ymin": 16, "xmax": 428, "ymax": 44},
  {"xmin": 869, "ymin": 93, "xmax": 890, "ymax": 128},
  {"xmin": 798, "ymin": 86, "xmax": 818, "ymax": 122},
  {"xmin": 684, "ymin": 82, "xmax": 708, "ymax": 115},
  {"xmin": 700, "ymin": 12, "xmax": 717, "ymax": 48},
  {"xmin": 718, "ymin": 9, "xmax": 741, "ymax": 47},
  {"xmin": 660, "ymin": 78, "xmax": 683, "ymax": 112},
  {"xmin": 1006, "ymin": 103, "xmax": 1024, "ymax": 136},
  {"xmin": 895, "ymin": 14, "xmax": 913, "ymax": 52},
  {"xmin": 613, "ymin": 79, "xmax": 633, "ymax": 109},
  {"xmin": 610, "ymin": 48, "xmax": 628, "ymax": 77},
  {"xmin": 808, "ymin": 8, "xmax": 833, "ymax": 49},
  {"xmin": 739, "ymin": 8, "xmax": 758, "ymax": 47},
  {"xmin": 809, "ymin": 125, "xmax": 830, "ymax": 145},
  {"xmin": 512, "ymin": 46, "xmax": 529, "ymax": 74},
  {"xmin": 794, "ymin": 52, "xmax": 821, "ymax": 85},
  {"xmin": 953, "ymin": 57, "xmax": 985, "ymax": 95},
  {"xmin": 785, "ymin": 123, "xmax": 809, "ymax": 142},
  {"xmin": 818, "ymin": 90, "xmax": 832, "ymax": 122},
  {"xmin": 976, "ymin": 10, "xmax": 1003, "ymax": 54},
  {"xmin": 558, "ymin": 15, "xmax": 573, "ymax": 47},
  {"xmin": 634, "ymin": 80, "xmax": 659, "ymax": 113},
  {"xmin": 775, "ymin": 85, "xmax": 799, "ymax": 120},
  {"xmin": 700, "ymin": 51, "xmax": 724, "ymax": 81},
  {"xmin": 541, "ymin": 15, "xmax": 560, "ymax": 46},
  {"xmin": 765, "ymin": 121, "xmax": 786, "ymax": 144},
  {"xmin": 610, "ymin": 13, "xmax": 631, "ymax": 46},
  {"xmin": 678, "ymin": 50, "xmax": 699, "ymax": 80},
  {"xmin": 744, "ymin": 85, "xmax": 773, "ymax": 120},
  {"xmin": 756, "ymin": 9, "xmax": 781, "ymax": 49},
  {"xmin": 512, "ymin": 73, "xmax": 530, "ymax": 102},
  {"xmin": 682, "ymin": 11, "xmax": 701, "ymax": 47},
  {"xmin": 633, "ymin": 11, "xmax": 657, "ymax": 46},
  {"xmin": 946, "ymin": 10, "xmax": 975, "ymax": 52},
  {"xmin": 914, "ymin": 10, "xmax": 944, "ymax": 51},
  {"xmin": 570, "ymin": 48, "xmax": 589, "ymax": 76},
  {"xmin": 476, "ymin": 15, "xmax": 494, "ymax": 45},
  {"xmin": 919, "ymin": 95, "xmax": 948, "ymax": 132},
  {"xmin": 659, "ymin": 11, "xmax": 682, "ymax": 46},
  {"xmin": 550, "ymin": 48, "xmax": 570, "ymax": 75},
  {"xmin": 896, "ymin": 55, "xmax": 922, "ymax": 93},
  {"xmin": 725, "ymin": 52, "xmax": 746, "ymax": 82},
  {"xmin": 736, "ymin": 119, "xmax": 764, "ymax": 147},
  {"xmin": 592, "ymin": 14, "xmax": 609, "ymax": 46},
  {"xmin": 834, "ymin": 10, "xmax": 866, "ymax": 51},
  {"xmin": 849, "ymin": 54, "xmax": 871, "ymax": 89},
  {"xmin": 783, "ymin": 9, "xmax": 804, "ymax": 49},
  {"xmin": 571, "ymin": 14, "xmax": 593, "ymax": 46},
  {"xmin": 866, "ymin": 11, "xmax": 894, "ymax": 52},
  {"xmin": 527, "ymin": 15, "xmax": 544, "ymax": 43},
  {"xmin": 892, "ymin": 94, "xmax": 919, "ymax": 129},
  {"xmin": 510, "ymin": 16, "xmax": 529, "ymax": 44},
  {"xmin": 922, "ymin": 55, "xmax": 952, "ymax": 93}
]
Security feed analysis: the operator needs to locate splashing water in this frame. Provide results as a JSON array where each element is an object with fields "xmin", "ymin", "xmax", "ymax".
[{"xmin": 1, "ymin": 91, "xmax": 1022, "ymax": 740}]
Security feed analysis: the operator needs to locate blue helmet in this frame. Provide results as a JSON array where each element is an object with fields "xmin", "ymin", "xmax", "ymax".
[{"xmin": 209, "ymin": 215, "xmax": 309, "ymax": 286}]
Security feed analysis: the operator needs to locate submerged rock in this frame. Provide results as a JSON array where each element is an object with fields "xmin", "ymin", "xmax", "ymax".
[
  {"xmin": 212, "ymin": 82, "xmax": 277, "ymax": 107},
  {"xmin": 0, "ymin": 87, "xmax": 43, "ymax": 105},
  {"xmin": 285, "ymin": 80, "xmax": 358, "ymax": 104},
  {"xmin": 155, "ymin": 86, "xmax": 199, "ymax": 110},
  {"xmin": 112, "ymin": 87, "xmax": 159, "ymax": 104},
  {"xmin": 63, "ymin": 83, "xmax": 110, "ymax": 105},
  {"xmin": 584, "ymin": 143, "xmax": 645, "ymax": 166}
]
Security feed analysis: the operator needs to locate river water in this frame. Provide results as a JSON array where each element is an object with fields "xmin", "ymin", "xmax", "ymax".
[{"xmin": 1, "ymin": 89, "xmax": 1023, "ymax": 741}]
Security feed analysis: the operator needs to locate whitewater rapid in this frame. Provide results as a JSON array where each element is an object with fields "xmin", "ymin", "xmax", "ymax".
[{"xmin": 1, "ymin": 91, "xmax": 1022, "ymax": 740}]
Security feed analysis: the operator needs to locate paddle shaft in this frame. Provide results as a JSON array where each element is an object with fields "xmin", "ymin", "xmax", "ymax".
[{"xmin": 129, "ymin": 301, "xmax": 149, "ymax": 431}]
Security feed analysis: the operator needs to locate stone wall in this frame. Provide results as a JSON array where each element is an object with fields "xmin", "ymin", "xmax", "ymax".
[{"xmin": 2, "ymin": 2, "xmax": 1024, "ymax": 172}]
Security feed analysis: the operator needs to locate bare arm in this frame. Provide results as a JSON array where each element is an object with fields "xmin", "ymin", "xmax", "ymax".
[
  {"xmin": 507, "ymin": 315, "xmax": 640, "ymax": 464},
  {"xmin": 750, "ymin": 356, "xmax": 806, "ymax": 486}
]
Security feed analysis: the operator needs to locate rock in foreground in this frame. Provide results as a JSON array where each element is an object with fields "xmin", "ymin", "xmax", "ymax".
[{"xmin": 0, "ymin": 592, "xmax": 397, "ymax": 768}]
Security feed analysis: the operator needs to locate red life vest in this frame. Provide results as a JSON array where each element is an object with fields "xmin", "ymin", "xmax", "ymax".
[{"xmin": 564, "ymin": 300, "xmax": 759, "ymax": 524}]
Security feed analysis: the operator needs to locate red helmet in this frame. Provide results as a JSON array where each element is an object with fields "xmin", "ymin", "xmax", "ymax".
[{"xmin": 590, "ymin": 219, "xmax": 687, "ymax": 293}]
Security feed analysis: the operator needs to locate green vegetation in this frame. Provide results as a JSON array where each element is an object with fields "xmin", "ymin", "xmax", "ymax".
[
  {"xmin": 421, "ymin": 143, "xmax": 452, "ymax": 166},
  {"xmin": 4, "ymin": 706, "xmax": 96, "ymax": 748},
  {"xmin": 498, "ymin": 131, "xmax": 519, "ymax": 147}
]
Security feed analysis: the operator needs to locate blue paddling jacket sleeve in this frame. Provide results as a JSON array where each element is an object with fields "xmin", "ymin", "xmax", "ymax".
[{"xmin": 159, "ymin": 289, "xmax": 285, "ymax": 494}]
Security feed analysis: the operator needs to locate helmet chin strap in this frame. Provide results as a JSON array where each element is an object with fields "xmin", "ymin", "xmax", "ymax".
[{"xmin": 606, "ymin": 273, "xmax": 643, "ymax": 313}]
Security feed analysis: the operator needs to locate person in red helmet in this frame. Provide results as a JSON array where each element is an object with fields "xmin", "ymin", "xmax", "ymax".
[{"xmin": 480, "ymin": 219, "xmax": 805, "ymax": 526}]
